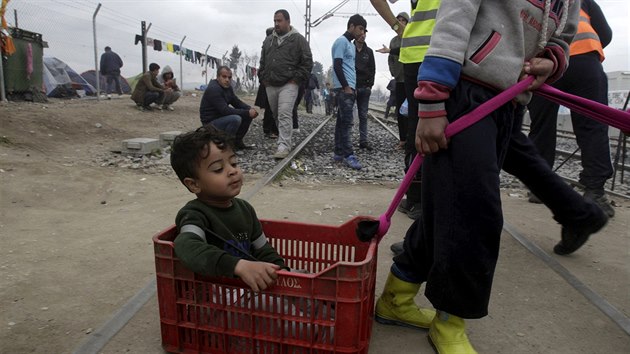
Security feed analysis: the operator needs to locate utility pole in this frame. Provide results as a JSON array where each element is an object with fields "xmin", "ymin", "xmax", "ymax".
[
  {"xmin": 305, "ymin": 0, "xmax": 350, "ymax": 44},
  {"xmin": 305, "ymin": 0, "xmax": 312, "ymax": 43}
]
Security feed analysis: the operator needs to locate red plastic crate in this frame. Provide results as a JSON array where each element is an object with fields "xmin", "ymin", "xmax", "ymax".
[{"xmin": 153, "ymin": 217, "xmax": 378, "ymax": 354}]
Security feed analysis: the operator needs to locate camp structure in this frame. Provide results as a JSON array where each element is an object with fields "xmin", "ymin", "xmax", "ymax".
[
  {"xmin": 42, "ymin": 57, "xmax": 96, "ymax": 98},
  {"xmin": 81, "ymin": 70, "xmax": 132, "ymax": 95}
]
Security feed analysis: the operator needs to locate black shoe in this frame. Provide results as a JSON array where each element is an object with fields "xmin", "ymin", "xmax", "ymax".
[
  {"xmin": 583, "ymin": 189, "xmax": 615, "ymax": 218},
  {"xmin": 390, "ymin": 241, "xmax": 404, "ymax": 256},
  {"xmin": 397, "ymin": 199, "xmax": 422, "ymax": 219},
  {"xmin": 397, "ymin": 199, "xmax": 411, "ymax": 214},
  {"xmin": 235, "ymin": 141, "xmax": 254, "ymax": 150},
  {"xmin": 407, "ymin": 204, "xmax": 422, "ymax": 220},
  {"xmin": 553, "ymin": 207, "xmax": 608, "ymax": 256},
  {"xmin": 359, "ymin": 142, "xmax": 373, "ymax": 151},
  {"xmin": 141, "ymin": 105, "xmax": 153, "ymax": 111}
]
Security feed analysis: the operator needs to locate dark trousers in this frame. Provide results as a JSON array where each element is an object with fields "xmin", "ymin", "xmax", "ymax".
[
  {"xmin": 235, "ymin": 115, "xmax": 252, "ymax": 143},
  {"xmin": 394, "ymin": 80, "xmax": 512, "ymax": 319},
  {"xmin": 143, "ymin": 91, "xmax": 163, "ymax": 107},
  {"xmin": 504, "ymin": 106, "xmax": 602, "ymax": 228},
  {"xmin": 292, "ymin": 87, "xmax": 305, "ymax": 129},
  {"xmin": 263, "ymin": 107, "xmax": 278, "ymax": 135},
  {"xmin": 105, "ymin": 73, "xmax": 122, "ymax": 94},
  {"xmin": 394, "ymin": 80, "xmax": 602, "ymax": 319},
  {"xmin": 305, "ymin": 89, "xmax": 314, "ymax": 113},
  {"xmin": 395, "ymin": 81, "xmax": 407, "ymax": 142},
  {"xmin": 527, "ymin": 53, "xmax": 612, "ymax": 190},
  {"xmin": 403, "ymin": 62, "xmax": 422, "ymax": 203}
]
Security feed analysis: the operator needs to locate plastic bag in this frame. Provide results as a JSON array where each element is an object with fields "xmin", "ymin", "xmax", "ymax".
[{"xmin": 400, "ymin": 98, "xmax": 409, "ymax": 117}]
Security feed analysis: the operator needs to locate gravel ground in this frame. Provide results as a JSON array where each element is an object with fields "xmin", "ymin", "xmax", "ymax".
[{"xmin": 96, "ymin": 106, "xmax": 630, "ymax": 198}]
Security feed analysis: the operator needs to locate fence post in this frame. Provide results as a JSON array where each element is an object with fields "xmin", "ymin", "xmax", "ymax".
[
  {"xmin": 204, "ymin": 44, "xmax": 211, "ymax": 86},
  {"xmin": 179, "ymin": 36, "xmax": 186, "ymax": 91},
  {"xmin": 92, "ymin": 3, "xmax": 101, "ymax": 100}
]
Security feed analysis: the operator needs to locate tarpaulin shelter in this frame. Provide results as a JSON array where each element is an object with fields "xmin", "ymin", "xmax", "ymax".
[
  {"xmin": 80, "ymin": 70, "xmax": 132, "ymax": 94},
  {"xmin": 42, "ymin": 57, "xmax": 95, "ymax": 97},
  {"xmin": 126, "ymin": 72, "xmax": 143, "ymax": 92}
]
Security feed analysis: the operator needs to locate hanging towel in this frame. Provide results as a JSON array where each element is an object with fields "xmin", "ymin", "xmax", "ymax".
[
  {"xmin": 134, "ymin": 34, "xmax": 142, "ymax": 45},
  {"xmin": 146, "ymin": 37, "xmax": 154, "ymax": 47},
  {"xmin": 173, "ymin": 44, "xmax": 180, "ymax": 53},
  {"xmin": 166, "ymin": 43, "xmax": 174, "ymax": 52},
  {"xmin": 153, "ymin": 39, "xmax": 162, "ymax": 51}
]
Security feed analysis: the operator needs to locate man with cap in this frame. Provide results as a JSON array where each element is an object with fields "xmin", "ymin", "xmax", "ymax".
[{"xmin": 331, "ymin": 14, "xmax": 368, "ymax": 170}]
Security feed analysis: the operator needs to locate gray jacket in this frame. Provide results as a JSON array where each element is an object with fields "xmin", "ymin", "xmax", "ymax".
[
  {"xmin": 416, "ymin": 0, "xmax": 579, "ymax": 117},
  {"xmin": 259, "ymin": 27, "xmax": 313, "ymax": 87}
]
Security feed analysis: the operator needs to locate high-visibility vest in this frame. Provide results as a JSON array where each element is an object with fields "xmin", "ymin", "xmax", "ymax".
[
  {"xmin": 399, "ymin": 0, "xmax": 440, "ymax": 64},
  {"xmin": 569, "ymin": 8, "xmax": 605, "ymax": 61}
]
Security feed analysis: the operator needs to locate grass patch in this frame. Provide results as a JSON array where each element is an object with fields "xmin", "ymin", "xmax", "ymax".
[{"xmin": 0, "ymin": 136, "xmax": 12, "ymax": 145}]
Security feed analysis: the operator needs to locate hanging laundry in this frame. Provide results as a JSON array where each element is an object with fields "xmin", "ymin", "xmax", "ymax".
[
  {"xmin": 173, "ymin": 44, "xmax": 180, "ymax": 53},
  {"xmin": 134, "ymin": 34, "xmax": 142, "ymax": 45},
  {"xmin": 195, "ymin": 51, "xmax": 202, "ymax": 64},
  {"xmin": 153, "ymin": 39, "xmax": 162, "ymax": 51},
  {"xmin": 146, "ymin": 37, "xmax": 154, "ymax": 47},
  {"xmin": 166, "ymin": 43, "xmax": 174, "ymax": 52}
]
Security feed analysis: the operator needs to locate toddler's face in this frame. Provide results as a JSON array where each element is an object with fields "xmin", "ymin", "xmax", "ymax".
[{"xmin": 194, "ymin": 142, "xmax": 242, "ymax": 205}]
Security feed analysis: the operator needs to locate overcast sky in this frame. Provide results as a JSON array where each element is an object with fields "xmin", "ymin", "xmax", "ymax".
[{"xmin": 5, "ymin": 0, "xmax": 630, "ymax": 91}]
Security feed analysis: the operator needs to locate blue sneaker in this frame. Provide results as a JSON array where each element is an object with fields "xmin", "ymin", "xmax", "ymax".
[
  {"xmin": 333, "ymin": 154, "xmax": 343, "ymax": 162},
  {"xmin": 344, "ymin": 155, "xmax": 362, "ymax": 170}
]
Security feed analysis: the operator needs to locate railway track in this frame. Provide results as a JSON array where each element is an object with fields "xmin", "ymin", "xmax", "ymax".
[
  {"xmin": 368, "ymin": 105, "xmax": 630, "ymax": 199},
  {"xmin": 73, "ymin": 107, "xmax": 630, "ymax": 353}
]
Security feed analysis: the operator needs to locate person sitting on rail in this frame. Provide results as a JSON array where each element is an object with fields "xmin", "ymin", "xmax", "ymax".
[
  {"xmin": 199, "ymin": 66, "xmax": 258, "ymax": 151},
  {"xmin": 170, "ymin": 125, "xmax": 287, "ymax": 292}
]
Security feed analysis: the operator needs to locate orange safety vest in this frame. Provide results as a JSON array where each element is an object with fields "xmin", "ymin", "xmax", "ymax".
[{"xmin": 569, "ymin": 8, "xmax": 605, "ymax": 62}]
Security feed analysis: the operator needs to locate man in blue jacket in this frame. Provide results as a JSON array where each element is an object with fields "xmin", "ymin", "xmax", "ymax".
[
  {"xmin": 99, "ymin": 46, "xmax": 123, "ymax": 97},
  {"xmin": 200, "ymin": 66, "xmax": 258, "ymax": 150}
]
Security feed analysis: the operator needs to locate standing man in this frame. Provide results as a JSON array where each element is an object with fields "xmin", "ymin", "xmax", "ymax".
[
  {"xmin": 259, "ymin": 9, "xmax": 313, "ymax": 159},
  {"xmin": 131, "ymin": 63, "xmax": 166, "ymax": 111},
  {"xmin": 387, "ymin": 12, "xmax": 409, "ymax": 150},
  {"xmin": 331, "ymin": 14, "xmax": 367, "ymax": 170},
  {"xmin": 527, "ymin": 0, "xmax": 615, "ymax": 217},
  {"xmin": 304, "ymin": 73, "xmax": 320, "ymax": 114},
  {"xmin": 372, "ymin": 0, "xmax": 440, "ymax": 220},
  {"xmin": 99, "ymin": 46, "xmax": 123, "ymax": 97},
  {"xmin": 354, "ymin": 31, "xmax": 376, "ymax": 151},
  {"xmin": 200, "ymin": 66, "xmax": 258, "ymax": 150}
]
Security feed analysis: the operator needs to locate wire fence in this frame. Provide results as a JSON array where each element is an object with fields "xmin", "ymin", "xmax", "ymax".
[{"xmin": 4, "ymin": 0, "xmax": 261, "ymax": 91}]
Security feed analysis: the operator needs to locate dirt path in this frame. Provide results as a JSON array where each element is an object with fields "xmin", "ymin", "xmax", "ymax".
[{"xmin": 1, "ymin": 95, "xmax": 628, "ymax": 353}]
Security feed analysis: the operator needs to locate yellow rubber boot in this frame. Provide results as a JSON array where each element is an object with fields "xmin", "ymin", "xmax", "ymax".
[
  {"xmin": 428, "ymin": 311, "xmax": 477, "ymax": 354},
  {"xmin": 375, "ymin": 271, "xmax": 436, "ymax": 329}
]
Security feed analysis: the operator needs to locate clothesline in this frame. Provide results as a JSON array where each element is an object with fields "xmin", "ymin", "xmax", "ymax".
[{"xmin": 133, "ymin": 34, "xmax": 258, "ymax": 75}]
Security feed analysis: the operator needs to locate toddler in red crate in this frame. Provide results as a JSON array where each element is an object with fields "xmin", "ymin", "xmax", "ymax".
[{"xmin": 169, "ymin": 125, "xmax": 288, "ymax": 292}]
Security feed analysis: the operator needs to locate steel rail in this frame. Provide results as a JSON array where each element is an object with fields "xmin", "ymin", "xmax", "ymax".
[{"xmin": 503, "ymin": 222, "xmax": 630, "ymax": 337}]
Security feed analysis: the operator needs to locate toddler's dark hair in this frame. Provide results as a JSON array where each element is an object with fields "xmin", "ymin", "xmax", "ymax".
[{"xmin": 170, "ymin": 125, "xmax": 234, "ymax": 185}]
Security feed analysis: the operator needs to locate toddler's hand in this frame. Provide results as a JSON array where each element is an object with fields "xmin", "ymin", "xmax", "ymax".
[{"xmin": 234, "ymin": 260, "xmax": 280, "ymax": 292}]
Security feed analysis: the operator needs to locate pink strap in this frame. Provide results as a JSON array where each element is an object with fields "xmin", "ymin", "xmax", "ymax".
[
  {"xmin": 377, "ymin": 77, "xmax": 536, "ymax": 238},
  {"xmin": 536, "ymin": 84, "xmax": 630, "ymax": 132}
]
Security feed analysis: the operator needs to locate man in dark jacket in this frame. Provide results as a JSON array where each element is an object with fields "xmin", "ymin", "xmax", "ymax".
[
  {"xmin": 259, "ymin": 9, "xmax": 313, "ymax": 159},
  {"xmin": 200, "ymin": 66, "xmax": 258, "ymax": 150},
  {"xmin": 99, "ymin": 46, "xmax": 124, "ymax": 96},
  {"xmin": 527, "ymin": 0, "xmax": 615, "ymax": 218},
  {"xmin": 354, "ymin": 31, "xmax": 376, "ymax": 150}
]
